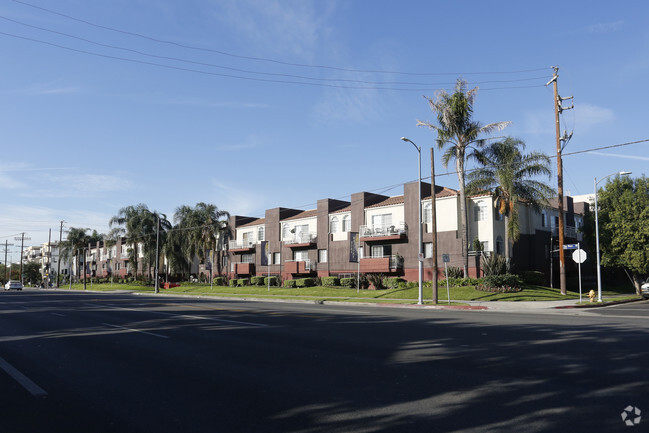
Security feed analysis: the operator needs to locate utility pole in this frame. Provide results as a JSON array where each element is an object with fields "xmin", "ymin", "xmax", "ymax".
[
  {"xmin": 14, "ymin": 233, "xmax": 31, "ymax": 285},
  {"xmin": 547, "ymin": 66, "xmax": 574, "ymax": 295},
  {"xmin": 46, "ymin": 228, "xmax": 52, "ymax": 288},
  {"xmin": 430, "ymin": 147, "xmax": 439, "ymax": 304},
  {"xmin": 56, "ymin": 220, "xmax": 64, "ymax": 288},
  {"xmin": 154, "ymin": 215, "xmax": 160, "ymax": 294},
  {"xmin": 3, "ymin": 240, "xmax": 14, "ymax": 281}
]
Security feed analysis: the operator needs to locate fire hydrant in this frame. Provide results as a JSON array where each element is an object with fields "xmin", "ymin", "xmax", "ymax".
[{"xmin": 588, "ymin": 289, "xmax": 596, "ymax": 303}]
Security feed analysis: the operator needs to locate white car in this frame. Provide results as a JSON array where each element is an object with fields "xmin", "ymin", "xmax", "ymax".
[
  {"xmin": 4, "ymin": 280, "xmax": 23, "ymax": 291},
  {"xmin": 641, "ymin": 278, "xmax": 649, "ymax": 299}
]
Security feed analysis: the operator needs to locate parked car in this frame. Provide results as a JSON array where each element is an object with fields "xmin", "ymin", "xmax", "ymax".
[
  {"xmin": 4, "ymin": 280, "xmax": 23, "ymax": 291},
  {"xmin": 641, "ymin": 278, "xmax": 649, "ymax": 299}
]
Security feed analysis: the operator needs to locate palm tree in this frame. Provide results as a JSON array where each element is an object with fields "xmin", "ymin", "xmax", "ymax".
[
  {"xmin": 466, "ymin": 137, "xmax": 554, "ymax": 259},
  {"xmin": 418, "ymin": 78, "xmax": 511, "ymax": 277},
  {"xmin": 109, "ymin": 204, "xmax": 170, "ymax": 281},
  {"xmin": 171, "ymin": 203, "xmax": 230, "ymax": 279},
  {"xmin": 60, "ymin": 227, "xmax": 103, "ymax": 280}
]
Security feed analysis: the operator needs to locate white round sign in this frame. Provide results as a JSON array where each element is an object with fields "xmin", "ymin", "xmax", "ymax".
[{"xmin": 572, "ymin": 248, "xmax": 587, "ymax": 264}]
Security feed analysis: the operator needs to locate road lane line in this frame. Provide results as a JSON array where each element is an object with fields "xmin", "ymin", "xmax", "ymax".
[
  {"xmin": 50, "ymin": 313, "xmax": 65, "ymax": 317},
  {"xmin": 0, "ymin": 356, "xmax": 47, "ymax": 397},
  {"xmin": 89, "ymin": 303, "xmax": 268, "ymax": 328},
  {"xmin": 102, "ymin": 323, "xmax": 169, "ymax": 339}
]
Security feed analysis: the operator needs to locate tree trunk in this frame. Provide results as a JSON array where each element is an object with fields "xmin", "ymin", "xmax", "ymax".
[
  {"xmin": 504, "ymin": 215, "xmax": 510, "ymax": 259},
  {"xmin": 457, "ymin": 156, "xmax": 469, "ymax": 278}
]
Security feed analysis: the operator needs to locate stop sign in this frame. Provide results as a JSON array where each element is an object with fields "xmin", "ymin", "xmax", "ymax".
[{"xmin": 572, "ymin": 248, "xmax": 587, "ymax": 264}]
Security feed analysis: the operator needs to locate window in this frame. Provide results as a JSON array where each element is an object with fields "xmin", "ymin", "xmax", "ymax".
[
  {"xmin": 424, "ymin": 242, "xmax": 433, "ymax": 258},
  {"xmin": 282, "ymin": 223, "xmax": 289, "ymax": 239},
  {"xmin": 371, "ymin": 214, "xmax": 392, "ymax": 229},
  {"xmin": 258, "ymin": 226, "xmax": 265, "ymax": 241},
  {"xmin": 294, "ymin": 250, "xmax": 309, "ymax": 262},
  {"xmin": 370, "ymin": 244, "xmax": 392, "ymax": 258},
  {"xmin": 474, "ymin": 201, "xmax": 487, "ymax": 222},
  {"xmin": 241, "ymin": 254, "xmax": 254, "ymax": 263},
  {"xmin": 481, "ymin": 241, "xmax": 489, "ymax": 252},
  {"xmin": 342, "ymin": 215, "xmax": 351, "ymax": 232},
  {"xmin": 423, "ymin": 203, "xmax": 432, "ymax": 224},
  {"xmin": 330, "ymin": 216, "xmax": 339, "ymax": 233},
  {"xmin": 318, "ymin": 249, "xmax": 328, "ymax": 263},
  {"xmin": 496, "ymin": 236, "xmax": 504, "ymax": 255},
  {"xmin": 273, "ymin": 253, "xmax": 281, "ymax": 265},
  {"xmin": 242, "ymin": 231, "xmax": 254, "ymax": 244},
  {"xmin": 541, "ymin": 210, "xmax": 547, "ymax": 227}
]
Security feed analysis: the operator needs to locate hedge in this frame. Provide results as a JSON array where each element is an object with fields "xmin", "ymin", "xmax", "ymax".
[
  {"xmin": 264, "ymin": 276, "xmax": 279, "ymax": 287},
  {"xmin": 340, "ymin": 277, "xmax": 356, "ymax": 288},
  {"xmin": 283, "ymin": 279, "xmax": 296, "ymax": 288},
  {"xmin": 294, "ymin": 278, "xmax": 316, "ymax": 288},
  {"xmin": 321, "ymin": 276, "xmax": 340, "ymax": 287},
  {"xmin": 237, "ymin": 278, "xmax": 250, "ymax": 287},
  {"xmin": 520, "ymin": 270, "xmax": 545, "ymax": 285},
  {"xmin": 229, "ymin": 279, "xmax": 237, "ymax": 287},
  {"xmin": 251, "ymin": 276, "xmax": 265, "ymax": 286},
  {"xmin": 213, "ymin": 276, "xmax": 226, "ymax": 286}
]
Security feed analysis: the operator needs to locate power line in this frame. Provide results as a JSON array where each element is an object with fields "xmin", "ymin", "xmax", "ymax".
[{"xmin": 11, "ymin": 0, "xmax": 550, "ymax": 78}]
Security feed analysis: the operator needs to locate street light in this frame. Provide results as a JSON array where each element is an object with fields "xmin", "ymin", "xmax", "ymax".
[
  {"xmin": 595, "ymin": 171, "xmax": 631, "ymax": 302},
  {"xmin": 401, "ymin": 137, "xmax": 423, "ymax": 305}
]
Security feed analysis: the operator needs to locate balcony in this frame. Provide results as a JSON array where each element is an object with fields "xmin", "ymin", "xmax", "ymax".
[
  {"xmin": 229, "ymin": 239, "xmax": 256, "ymax": 252},
  {"xmin": 285, "ymin": 259, "xmax": 315, "ymax": 274},
  {"xmin": 283, "ymin": 232, "xmax": 317, "ymax": 248},
  {"xmin": 360, "ymin": 255, "xmax": 403, "ymax": 273},
  {"xmin": 549, "ymin": 226, "xmax": 582, "ymax": 241},
  {"xmin": 360, "ymin": 223, "xmax": 407, "ymax": 242},
  {"xmin": 231, "ymin": 262, "xmax": 255, "ymax": 275}
]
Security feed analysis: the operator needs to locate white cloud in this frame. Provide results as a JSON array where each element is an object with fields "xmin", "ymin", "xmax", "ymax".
[
  {"xmin": 582, "ymin": 20, "xmax": 625, "ymax": 34},
  {"xmin": 312, "ymin": 87, "xmax": 382, "ymax": 124},
  {"xmin": 574, "ymin": 103, "xmax": 615, "ymax": 128},
  {"xmin": 213, "ymin": 0, "xmax": 336, "ymax": 58}
]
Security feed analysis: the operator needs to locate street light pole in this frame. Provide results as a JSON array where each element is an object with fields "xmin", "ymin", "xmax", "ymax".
[
  {"xmin": 595, "ymin": 171, "xmax": 631, "ymax": 302},
  {"xmin": 401, "ymin": 137, "xmax": 423, "ymax": 305}
]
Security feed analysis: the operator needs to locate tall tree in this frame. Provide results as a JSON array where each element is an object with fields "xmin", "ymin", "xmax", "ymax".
[
  {"xmin": 60, "ymin": 227, "xmax": 102, "ymax": 280},
  {"xmin": 418, "ymin": 78, "xmax": 510, "ymax": 276},
  {"xmin": 597, "ymin": 175, "xmax": 649, "ymax": 294},
  {"xmin": 109, "ymin": 204, "xmax": 170, "ymax": 281},
  {"xmin": 466, "ymin": 137, "xmax": 554, "ymax": 259},
  {"xmin": 171, "ymin": 203, "xmax": 229, "ymax": 279}
]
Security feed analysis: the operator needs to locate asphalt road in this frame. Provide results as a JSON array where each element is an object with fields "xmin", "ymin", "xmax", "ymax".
[{"xmin": 1, "ymin": 290, "xmax": 648, "ymax": 432}]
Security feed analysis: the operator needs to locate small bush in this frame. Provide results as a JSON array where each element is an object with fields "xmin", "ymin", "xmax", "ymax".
[
  {"xmin": 264, "ymin": 276, "xmax": 279, "ymax": 287},
  {"xmin": 295, "ymin": 278, "xmax": 316, "ymax": 288},
  {"xmin": 481, "ymin": 273, "xmax": 523, "ymax": 289},
  {"xmin": 366, "ymin": 273, "xmax": 386, "ymax": 290},
  {"xmin": 213, "ymin": 276, "xmax": 226, "ymax": 286},
  {"xmin": 251, "ymin": 276, "xmax": 265, "ymax": 286},
  {"xmin": 444, "ymin": 266, "xmax": 464, "ymax": 279},
  {"xmin": 237, "ymin": 278, "xmax": 250, "ymax": 287},
  {"xmin": 284, "ymin": 279, "xmax": 296, "ymax": 288},
  {"xmin": 520, "ymin": 271, "xmax": 545, "ymax": 285},
  {"xmin": 229, "ymin": 279, "xmax": 237, "ymax": 287},
  {"xmin": 340, "ymin": 277, "xmax": 356, "ymax": 288},
  {"xmin": 321, "ymin": 276, "xmax": 340, "ymax": 287},
  {"xmin": 482, "ymin": 254, "xmax": 511, "ymax": 276},
  {"xmin": 383, "ymin": 277, "xmax": 405, "ymax": 289},
  {"xmin": 475, "ymin": 284, "xmax": 523, "ymax": 293},
  {"xmin": 436, "ymin": 277, "xmax": 479, "ymax": 287}
]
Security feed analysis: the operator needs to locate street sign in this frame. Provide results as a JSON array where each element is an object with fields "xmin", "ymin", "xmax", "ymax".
[
  {"xmin": 572, "ymin": 249, "xmax": 587, "ymax": 264},
  {"xmin": 563, "ymin": 243, "xmax": 579, "ymax": 250},
  {"xmin": 442, "ymin": 254, "xmax": 450, "ymax": 263},
  {"xmin": 418, "ymin": 253, "xmax": 424, "ymax": 262}
]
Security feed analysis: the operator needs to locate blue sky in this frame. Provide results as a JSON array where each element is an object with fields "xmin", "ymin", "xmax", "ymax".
[{"xmin": 1, "ymin": 0, "xmax": 648, "ymax": 250}]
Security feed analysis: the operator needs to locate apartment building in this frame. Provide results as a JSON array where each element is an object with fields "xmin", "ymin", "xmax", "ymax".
[{"xmin": 226, "ymin": 181, "xmax": 586, "ymax": 283}]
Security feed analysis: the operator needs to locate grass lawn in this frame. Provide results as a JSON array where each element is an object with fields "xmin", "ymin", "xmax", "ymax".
[{"xmin": 55, "ymin": 281, "xmax": 641, "ymax": 305}]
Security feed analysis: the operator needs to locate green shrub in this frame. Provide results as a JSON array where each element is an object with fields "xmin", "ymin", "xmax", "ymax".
[
  {"xmin": 383, "ymin": 277, "xmax": 405, "ymax": 289},
  {"xmin": 251, "ymin": 276, "xmax": 265, "ymax": 286},
  {"xmin": 444, "ymin": 266, "xmax": 464, "ymax": 279},
  {"xmin": 340, "ymin": 277, "xmax": 356, "ymax": 288},
  {"xmin": 436, "ymin": 277, "xmax": 479, "ymax": 287},
  {"xmin": 482, "ymin": 254, "xmax": 511, "ymax": 276},
  {"xmin": 264, "ymin": 276, "xmax": 279, "ymax": 287},
  {"xmin": 213, "ymin": 276, "xmax": 226, "ymax": 286},
  {"xmin": 321, "ymin": 276, "xmax": 340, "ymax": 287},
  {"xmin": 520, "ymin": 271, "xmax": 545, "ymax": 285},
  {"xmin": 295, "ymin": 278, "xmax": 316, "ymax": 288},
  {"xmin": 237, "ymin": 278, "xmax": 250, "ymax": 287},
  {"xmin": 229, "ymin": 279, "xmax": 237, "ymax": 287},
  {"xmin": 366, "ymin": 273, "xmax": 386, "ymax": 290},
  {"xmin": 481, "ymin": 273, "xmax": 523, "ymax": 289},
  {"xmin": 283, "ymin": 279, "xmax": 296, "ymax": 288}
]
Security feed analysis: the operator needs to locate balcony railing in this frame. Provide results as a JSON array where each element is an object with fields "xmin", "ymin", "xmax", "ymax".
[
  {"xmin": 549, "ymin": 226, "xmax": 582, "ymax": 240},
  {"xmin": 360, "ymin": 222, "xmax": 407, "ymax": 238},
  {"xmin": 360, "ymin": 255, "xmax": 403, "ymax": 273},
  {"xmin": 283, "ymin": 232, "xmax": 317, "ymax": 245},
  {"xmin": 229, "ymin": 239, "xmax": 256, "ymax": 250},
  {"xmin": 285, "ymin": 259, "xmax": 315, "ymax": 273}
]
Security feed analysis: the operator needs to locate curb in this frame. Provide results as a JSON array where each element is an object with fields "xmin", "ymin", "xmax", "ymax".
[{"xmin": 555, "ymin": 298, "xmax": 645, "ymax": 309}]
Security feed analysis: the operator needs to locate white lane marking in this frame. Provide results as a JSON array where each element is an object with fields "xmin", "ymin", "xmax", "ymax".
[
  {"xmin": 102, "ymin": 323, "xmax": 169, "ymax": 339},
  {"xmin": 50, "ymin": 313, "xmax": 65, "ymax": 317},
  {"xmin": 0, "ymin": 356, "xmax": 47, "ymax": 397},
  {"xmin": 87, "ymin": 303, "xmax": 268, "ymax": 328}
]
